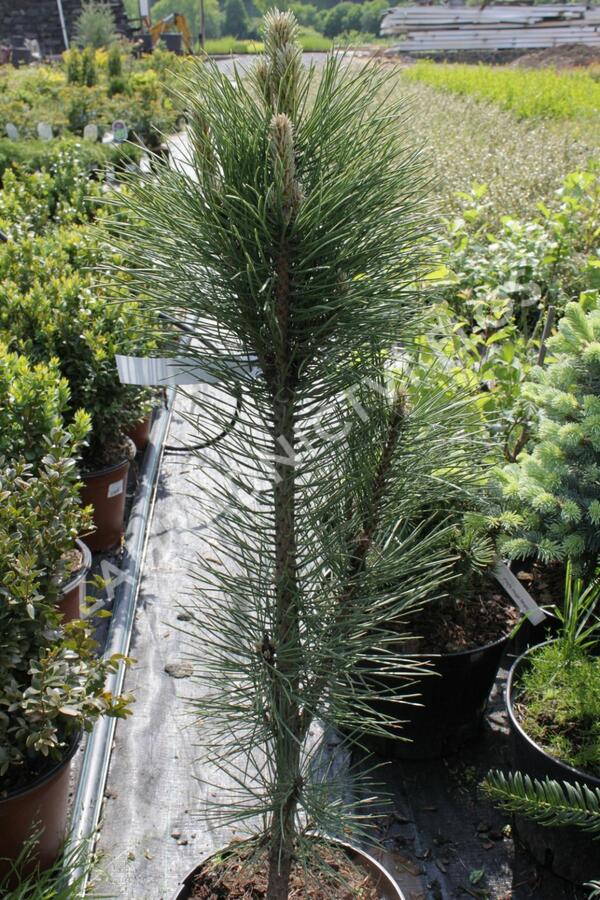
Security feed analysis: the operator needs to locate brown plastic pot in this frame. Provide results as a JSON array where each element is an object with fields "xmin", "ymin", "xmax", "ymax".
[
  {"xmin": 81, "ymin": 458, "xmax": 130, "ymax": 552},
  {"xmin": 126, "ymin": 414, "xmax": 152, "ymax": 453},
  {"xmin": 506, "ymin": 644, "xmax": 600, "ymax": 884},
  {"xmin": 171, "ymin": 839, "xmax": 406, "ymax": 899},
  {"xmin": 57, "ymin": 538, "xmax": 91, "ymax": 622},
  {"xmin": 0, "ymin": 736, "xmax": 80, "ymax": 883}
]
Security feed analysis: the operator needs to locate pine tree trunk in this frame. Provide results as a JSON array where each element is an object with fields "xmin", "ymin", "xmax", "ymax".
[
  {"xmin": 265, "ymin": 236, "xmax": 300, "ymax": 900},
  {"xmin": 266, "ymin": 788, "xmax": 298, "ymax": 900}
]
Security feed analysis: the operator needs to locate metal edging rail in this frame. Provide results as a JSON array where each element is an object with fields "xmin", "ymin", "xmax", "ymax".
[{"xmin": 67, "ymin": 388, "xmax": 176, "ymax": 894}]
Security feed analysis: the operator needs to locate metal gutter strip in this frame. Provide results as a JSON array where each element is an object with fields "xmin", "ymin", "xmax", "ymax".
[{"xmin": 67, "ymin": 390, "xmax": 175, "ymax": 893}]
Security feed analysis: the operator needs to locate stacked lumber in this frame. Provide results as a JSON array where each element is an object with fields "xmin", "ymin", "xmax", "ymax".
[{"xmin": 380, "ymin": 5, "xmax": 600, "ymax": 52}]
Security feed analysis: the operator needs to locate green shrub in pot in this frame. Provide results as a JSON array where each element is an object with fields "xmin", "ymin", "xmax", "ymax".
[
  {"xmin": 513, "ymin": 565, "xmax": 600, "ymax": 777},
  {"xmin": 0, "ymin": 228, "xmax": 155, "ymax": 471},
  {"xmin": 0, "ymin": 137, "xmax": 141, "ymax": 189},
  {"xmin": 0, "ymin": 343, "xmax": 133, "ymax": 793},
  {"xmin": 0, "ymin": 343, "xmax": 93, "ymax": 583},
  {"xmin": 0, "ymin": 226, "xmax": 98, "ymax": 293},
  {"xmin": 0, "ymin": 457, "xmax": 133, "ymax": 790},
  {"xmin": 0, "ymin": 153, "xmax": 105, "ymax": 237},
  {"xmin": 0, "ymin": 383, "xmax": 132, "ymax": 790},
  {"xmin": 500, "ymin": 298, "xmax": 600, "ymax": 577},
  {"xmin": 0, "ymin": 347, "xmax": 70, "ymax": 465}
]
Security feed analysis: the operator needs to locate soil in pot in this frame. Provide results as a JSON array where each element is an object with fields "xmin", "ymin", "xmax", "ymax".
[
  {"xmin": 510, "ymin": 559, "xmax": 565, "ymax": 610},
  {"xmin": 358, "ymin": 584, "xmax": 520, "ymax": 760},
  {"xmin": 507, "ymin": 645, "xmax": 600, "ymax": 884},
  {"xmin": 183, "ymin": 841, "xmax": 400, "ymax": 900},
  {"xmin": 0, "ymin": 736, "xmax": 80, "ymax": 883}
]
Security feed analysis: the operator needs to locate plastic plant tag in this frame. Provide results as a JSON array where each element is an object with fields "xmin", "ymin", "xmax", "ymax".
[
  {"xmin": 37, "ymin": 122, "xmax": 53, "ymax": 141},
  {"xmin": 5, "ymin": 123, "xmax": 19, "ymax": 140},
  {"xmin": 492, "ymin": 562, "xmax": 546, "ymax": 626},
  {"xmin": 112, "ymin": 120, "xmax": 128, "ymax": 143},
  {"xmin": 83, "ymin": 123, "xmax": 99, "ymax": 142},
  {"xmin": 107, "ymin": 480, "xmax": 124, "ymax": 499}
]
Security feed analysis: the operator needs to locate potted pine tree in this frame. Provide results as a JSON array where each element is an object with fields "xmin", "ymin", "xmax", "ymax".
[
  {"xmin": 352, "ymin": 365, "xmax": 520, "ymax": 760},
  {"xmin": 107, "ymin": 12, "xmax": 456, "ymax": 898}
]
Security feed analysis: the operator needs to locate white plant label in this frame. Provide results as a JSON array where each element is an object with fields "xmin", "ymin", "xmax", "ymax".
[
  {"xmin": 107, "ymin": 479, "xmax": 124, "ymax": 499},
  {"xmin": 492, "ymin": 562, "xmax": 546, "ymax": 626},
  {"xmin": 83, "ymin": 123, "xmax": 99, "ymax": 142},
  {"xmin": 37, "ymin": 122, "xmax": 53, "ymax": 141},
  {"xmin": 5, "ymin": 123, "xmax": 19, "ymax": 140}
]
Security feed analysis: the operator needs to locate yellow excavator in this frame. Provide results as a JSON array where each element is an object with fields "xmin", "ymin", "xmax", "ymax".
[{"xmin": 137, "ymin": 2, "xmax": 194, "ymax": 54}]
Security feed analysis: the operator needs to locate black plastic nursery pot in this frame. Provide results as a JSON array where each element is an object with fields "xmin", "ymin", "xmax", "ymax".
[
  {"xmin": 507, "ymin": 645, "xmax": 600, "ymax": 885},
  {"xmin": 359, "ymin": 630, "xmax": 511, "ymax": 760},
  {"xmin": 81, "ymin": 458, "xmax": 130, "ymax": 552},
  {"xmin": 58, "ymin": 538, "xmax": 91, "ymax": 622},
  {"xmin": 171, "ymin": 840, "xmax": 406, "ymax": 900},
  {"xmin": 0, "ymin": 736, "xmax": 80, "ymax": 883}
]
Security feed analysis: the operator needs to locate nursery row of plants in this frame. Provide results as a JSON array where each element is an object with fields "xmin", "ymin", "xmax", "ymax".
[
  {"xmin": 403, "ymin": 59, "xmax": 600, "ymax": 123},
  {"xmin": 0, "ymin": 45, "xmax": 186, "ymax": 150},
  {"xmin": 0, "ymin": 139, "xmax": 165, "ymax": 893},
  {"xmin": 1, "ymin": 17, "xmax": 600, "ymax": 898}
]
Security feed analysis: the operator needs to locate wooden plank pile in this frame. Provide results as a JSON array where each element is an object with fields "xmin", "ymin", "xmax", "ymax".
[{"xmin": 380, "ymin": 4, "xmax": 600, "ymax": 52}]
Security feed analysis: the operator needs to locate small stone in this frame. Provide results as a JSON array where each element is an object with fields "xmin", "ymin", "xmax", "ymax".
[
  {"xmin": 164, "ymin": 661, "xmax": 193, "ymax": 678},
  {"xmin": 393, "ymin": 812, "xmax": 411, "ymax": 824},
  {"xmin": 104, "ymin": 788, "xmax": 118, "ymax": 800},
  {"xmin": 482, "ymin": 840, "xmax": 494, "ymax": 850},
  {"xmin": 177, "ymin": 838, "xmax": 188, "ymax": 846},
  {"xmin": 127, "ymin": 851, "xmax": 136, "ymax": 861},
  {"xmin": 516, "ymin": 569, "xmax": 533, "ymax": 582},
  {"xmin": 393, "ymin": 852, "xmax": 423, "ymax": 877},
  {"xmin": 171, "ymin": 830, "xmax": 182, "ymax": 840},
  {"xmin": 177, "ymin": 611, "xmax": 192, "ymax": 621}
]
